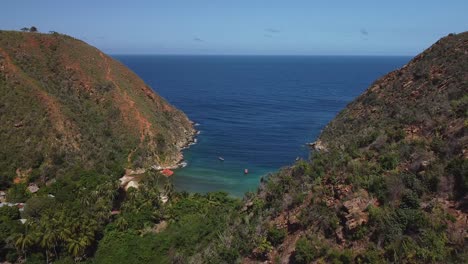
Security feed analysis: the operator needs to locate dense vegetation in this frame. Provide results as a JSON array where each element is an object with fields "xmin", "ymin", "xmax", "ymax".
[
  {"xmin": 0, "ymin": 30, "xmax": 194, "ymax": 190},
  {"xmin": 0, "ymin": 168, "xmax": 240, "ymax": 263}
]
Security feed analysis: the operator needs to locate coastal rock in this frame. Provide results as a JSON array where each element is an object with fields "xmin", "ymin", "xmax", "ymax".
[{"xmin": 307, "ymin": 140, "xmax": 327, "ymax": 152}]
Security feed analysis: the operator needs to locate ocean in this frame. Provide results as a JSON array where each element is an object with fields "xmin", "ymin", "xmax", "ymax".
[{"xmin": 113, "ymin": 55, "xmax": 411, "ymax": 196}]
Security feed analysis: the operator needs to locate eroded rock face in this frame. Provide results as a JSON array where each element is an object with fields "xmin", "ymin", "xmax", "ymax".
[{"xmin": 342, "ymin": 190, "xmax": 377, "ymax": 231}]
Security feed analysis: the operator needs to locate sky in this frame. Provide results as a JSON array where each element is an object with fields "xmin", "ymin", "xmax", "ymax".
[{"xmin": 1, "ymin": 1, "xmax": 467, "ymax": 55}]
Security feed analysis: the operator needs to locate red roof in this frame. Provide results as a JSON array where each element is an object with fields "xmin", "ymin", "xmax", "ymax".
[{"xmin": 161, "ymin": 169, "xmax": 174, "ymax": 177}]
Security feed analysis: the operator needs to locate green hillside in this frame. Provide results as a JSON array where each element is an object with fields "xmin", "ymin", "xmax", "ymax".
[
  {"xmin": 194, "ymin": 32, "xmax": 468, "ymax": 263},
  {"xmin": 0, "ymin": 30, "xmax": 194, "ymax": 189}
]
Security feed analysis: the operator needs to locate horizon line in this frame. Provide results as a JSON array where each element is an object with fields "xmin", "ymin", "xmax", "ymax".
[{"xmin": 110, "ymin": 53, "xmax": 414, "ymax": 57}]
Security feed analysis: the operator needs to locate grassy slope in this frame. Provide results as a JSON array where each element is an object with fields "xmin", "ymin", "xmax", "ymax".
[
  {"xmin": 0, "ymin": 31, "xmax": 194, "ymax": 188},
  {"xmin": 194, "ymin": 32, "xmax": 468, "ymax": 263}
]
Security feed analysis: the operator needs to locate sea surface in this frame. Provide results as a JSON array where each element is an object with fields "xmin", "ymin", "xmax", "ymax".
[{"xmin": 113, "ymin": 55, "xmax": 411, "ymax": 196}]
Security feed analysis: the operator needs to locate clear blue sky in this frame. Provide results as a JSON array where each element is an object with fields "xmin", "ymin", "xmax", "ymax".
[{"xmin": 2, "ymin": 1, "xmax": 467, "ymax": 55}]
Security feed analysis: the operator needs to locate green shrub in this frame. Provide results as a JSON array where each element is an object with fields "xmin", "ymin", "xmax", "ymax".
[
  {"xmin": 450, "ymin": 94, "xmax": 468, "ymax": 117},
  {"xmin": 5, "ymin": 251, "xmax": 19, "ymax": 263},
  {"xmin": 379, "ymin": 153, "xmax": 399, "ymax": 170},
  {"xmin": 416, "ymin": 229, "xmax": 448, "ymax": 262},
  {"xmin": 294, "ymin": 237, "xmax": 317, "ymax": 264},
  {"xmin": 447, "ymin": 158, "xmax": 468, "ymax": 198},
  {"xmin": 399, "ymin": 190, "xmax": 420, "ymax": 209},
  {"xmin": 356, "ymin": 248, "xmax": 384, "ymax": 264},
  {"xmin": 291, "ymin": 192, "xmax": 306, "ymax": 208},
  {"xmin": 23, "ymin": 196, "xmax": 57, "ymax": 218},
  {"xmin": 256, "ymin": 236, "xmax": 273, "ymax": 257},
  {"xmin": 357, "ymin": 130, "xmax": 380, "ymax": 148},
  {"xmin": 217, "ymin": 246, "xmax": 240, "ymax": 263},
  {"xmin": 349, "ymin": 225, "xmax": 368, "ymax": 241},
  {"xmin": 0, "ymin": 206, "xmax": 20, "ymax": 220},
  {"xmin": 326, "ymin": 248, "xmax": 354, "ymax": 264},
  {"xmin": 386, "ymin": 126, "xmax": 405, "ymax": 142},
  {"xmin": 267, "ymin": 226, "xmax": 287, "ymax": 246},
  {"xmin": 299, "ymin": 202, "xmax": 339, "ymax": 237},
  {"xmin": 396, "ymin": 208, "xmax": 428, "ymax": 233},
  {"xmin": 6, "ymin": 184, "xmax": 30, "ymax": 203},
  {"xmin": 367, "ymin": 174, "xmax": 388, "ymax": 204}
]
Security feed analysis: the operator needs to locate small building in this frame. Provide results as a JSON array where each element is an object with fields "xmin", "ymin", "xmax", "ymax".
[{"xmin": 27, "ymin": 183, "xmax": 39, "ymax": 193}]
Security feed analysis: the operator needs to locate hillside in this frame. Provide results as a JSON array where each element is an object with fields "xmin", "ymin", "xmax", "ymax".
[
  {"xmin": 0, "ymin": 31, "xmax": 195, "ymax": 189},
  {"xmin": 193, "ymin": 32, "xmax": 468, "ymax": 263}
]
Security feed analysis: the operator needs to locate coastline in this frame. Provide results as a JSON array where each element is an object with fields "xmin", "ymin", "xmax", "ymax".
[
  {"xmin": 120, "ymin": 122, "xmax": 198, "ymax": 189},
  {"xmin": 155, "ymin": 121, "xmax": 198, "ymax": 170}
]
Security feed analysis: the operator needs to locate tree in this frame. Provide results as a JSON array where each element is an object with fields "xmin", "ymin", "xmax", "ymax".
[
  {"xmin": 14, "ymin": 231, "xmax": 36, "ymax": 260},
  {"xmin": 29, "ymin": 26, "xmax": 38, "ymax": 32},
  {"xmin": 38, "ymin": 217, "xmax": 60, "ymax": 263},
  {"xmin": 66, "ymin": 238, "xmax": 87, "ymax": 260},
  {"xmin": 39, "ymin": 230, "xmax": 57, "ymax": 263},
  {"xmin": 20, "ymin": 27, "xmax": 29, "ymax": 32},
  {"xmin": 23, "ymin": 197, "xmax": 55, "ymax": 218}
]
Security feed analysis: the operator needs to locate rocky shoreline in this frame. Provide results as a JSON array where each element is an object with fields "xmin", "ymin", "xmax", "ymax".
[
  {"xmin": 157, "ymin": 121, "xmax": 198, "ymax": 170},
  {"xmin": 119, "ymin": 122, "xmax": 198, "ymax": 190}
]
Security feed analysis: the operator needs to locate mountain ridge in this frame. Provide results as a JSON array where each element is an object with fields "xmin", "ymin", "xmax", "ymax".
[{"xmin": 0, "ymin": 30, "xmax": 195, "ymax": 188}]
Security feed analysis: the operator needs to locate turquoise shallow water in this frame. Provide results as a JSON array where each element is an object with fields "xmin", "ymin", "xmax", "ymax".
[{"xmin": 113, "ymin": 55, "xmax": 411, "ymax": 196}]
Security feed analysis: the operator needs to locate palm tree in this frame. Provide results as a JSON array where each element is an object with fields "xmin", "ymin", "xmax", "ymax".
[
  {"xmin": 39, "ymin": 230, "xmax": 57, "ymax": 263},
  {"xmin": 58, "ymin": 225, "xmax": 72, "ymax": 244},
  {"xmin": 79, "ymin": 194, "xmax": 93, "ymax": 207},
  {"xmin": 66, "ymin": 238, "xmax": 87, "ymax": 261},
  {"xmin": 66, "ymin": 217, "xmax": 97, "ymax": 261},
  {"xmin": 14, "ymin": 232, "xmax": 36, "ymax": 260}
]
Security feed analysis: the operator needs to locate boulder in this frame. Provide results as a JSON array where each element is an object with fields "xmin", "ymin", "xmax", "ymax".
[{"xmin": 342, "ymin": 190, "xmax": 376, "ymax": 231}]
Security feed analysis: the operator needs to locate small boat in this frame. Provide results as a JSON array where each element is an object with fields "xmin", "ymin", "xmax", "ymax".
[
  {"xmin": 218, "ymin": 157, "xmax": 225, "ymax": 161},
  {"xmin": 244, "ymin": 168, "xmax": 249, "ymax": 174}
]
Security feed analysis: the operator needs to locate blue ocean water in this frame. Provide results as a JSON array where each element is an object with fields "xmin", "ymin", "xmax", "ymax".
[{"xmin": 113, "ymin": 55, "xmax": 411, "ymax": 196}]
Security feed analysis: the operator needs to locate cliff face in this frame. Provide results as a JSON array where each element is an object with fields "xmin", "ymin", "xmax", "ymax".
[
  {"xmin": 194, "ymin": 32, "xmax": 468, "ymax": 263},
  {"xmin": 0, "ymin": 31, "xmax": 194, "ymax": 187}
]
